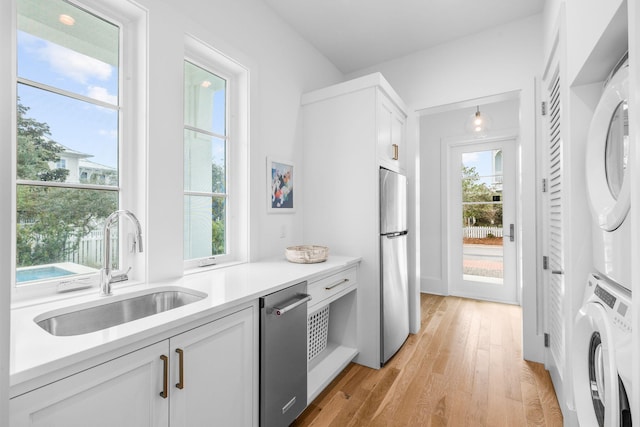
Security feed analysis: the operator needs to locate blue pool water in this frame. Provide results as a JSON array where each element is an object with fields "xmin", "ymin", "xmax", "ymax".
[{"xmin": 16, "ymin": 266, "xmax": 75, "ymax": 283}]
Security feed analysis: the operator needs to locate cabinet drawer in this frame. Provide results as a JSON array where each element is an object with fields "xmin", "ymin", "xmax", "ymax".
[{"xmin": 308, "ymin": 267, "xmax": 357, "ymax": 309}]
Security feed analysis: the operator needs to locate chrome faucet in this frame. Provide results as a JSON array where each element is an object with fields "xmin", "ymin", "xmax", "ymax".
[{"xmin": 100, "ymin": 210, "xmax": 144, "ymax": 296}]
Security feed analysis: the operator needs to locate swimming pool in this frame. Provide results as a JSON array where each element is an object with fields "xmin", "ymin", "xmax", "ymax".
[{"xmin": 16, "ymin": 266, "xmax": 75, "ymax": 283}]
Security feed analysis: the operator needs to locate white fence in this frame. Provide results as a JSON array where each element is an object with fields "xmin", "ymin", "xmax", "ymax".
[
  {"xmin": 463, "ymin": 226, "xmax": 503, "ymax": 239},
  {"xmin": 65, "ymin": 229, "xmax": 118, "ymax": 268}
]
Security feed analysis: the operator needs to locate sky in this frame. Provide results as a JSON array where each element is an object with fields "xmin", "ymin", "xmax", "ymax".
[
  {"xmin": 462, "ymin": 149, "xmax": 499, "ymax": 188},
  {"xmin": 17, "ymin": 29, "xmax": 227, "ymax": 174},
  {"xmin": 18, "ymin": 30, "xmax": 119, "ymax": 168}
]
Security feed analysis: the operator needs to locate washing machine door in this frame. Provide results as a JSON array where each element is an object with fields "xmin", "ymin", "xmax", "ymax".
[
  {"xmin": 573, "ymin": 302, "xmax": 622, "ymax": 427},
  {"xmin": 586, "ymin": 64, "xmax": 629, "ymax": 231}
]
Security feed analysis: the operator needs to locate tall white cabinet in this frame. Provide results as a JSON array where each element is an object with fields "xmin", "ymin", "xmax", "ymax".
[{"xmin": 301, "ymin": 73, "xmax": 408, "ymax": 368}]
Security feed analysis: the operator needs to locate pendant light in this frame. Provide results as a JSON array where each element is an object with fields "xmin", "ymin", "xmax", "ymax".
[
  {"xmin": 473, "ymin": 107, "xmax": 484, "ymax": 132},
  {"xmin": 466, "ymin": 105, "xmax": 491, "ymax": 134}
]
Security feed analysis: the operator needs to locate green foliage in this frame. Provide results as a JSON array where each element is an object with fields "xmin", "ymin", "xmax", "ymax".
[
  {"xmin": 16, "ymin": 100, "xmax": 118, "ymax": 268},
  {"xmin": 212, "ymin": 161, "xmax": 225, "ymax": 193},
  {"xmin": 16, "ymin": 101, "xmax": 69, "ymax": 182},
  {"xmin": 209, "ymin": 160, "xmax": 227, "ymax": 255},
  {"xmin": 211, "ymin": 195, "xmax": 225, "ymax": 255},
  {"xmin": 461, "ymin": 165, "xmax": 502, "ymax": 227}
]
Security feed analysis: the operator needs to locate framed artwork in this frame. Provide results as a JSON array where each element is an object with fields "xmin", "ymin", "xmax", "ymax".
[{"xmin": 267, "ymin": 157, "xmax": 295, "ymax": 213}]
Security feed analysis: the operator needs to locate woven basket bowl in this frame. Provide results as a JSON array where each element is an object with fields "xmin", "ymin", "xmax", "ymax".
[{"xmin": 285, "ymin": 245, "xmax": 329, "ymax": 264}]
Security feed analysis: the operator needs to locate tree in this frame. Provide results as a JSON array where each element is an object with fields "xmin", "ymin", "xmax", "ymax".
[
  {"xmin": 461, "ymin": 165, "xmax": 502, "ymax": 227},
  {"xmin": 16, "ymin": 99, "xmax": 118, "ymax": 268},
  {"xmin": 16, "ymin": 101, "xmax": 69, "ymax": 182},
  {"xmin": 211, "ymin": 162, "xmax": 225, "ymax": 255}
]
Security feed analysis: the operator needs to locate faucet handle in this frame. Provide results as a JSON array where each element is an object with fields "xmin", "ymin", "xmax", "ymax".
[
  {"xmin": 110, "ymin": 266, "xmax": 132, "ymax": 283},
  {"xmin": 127, "ymin": 233, "xmax": 142, "ymax": 253},
  {"xmin": 128, "ymin": 232, "xmax": 139, "ymax": 253}
]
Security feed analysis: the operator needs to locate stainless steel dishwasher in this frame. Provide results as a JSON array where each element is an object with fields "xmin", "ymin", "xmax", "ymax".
[{"xmin": 260, "ymin": 281, "xmax": 311, "ymax": 427}]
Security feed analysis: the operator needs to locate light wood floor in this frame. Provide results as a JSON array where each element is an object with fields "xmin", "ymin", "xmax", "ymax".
[{"xmin": 294, "ymin": 293, "xmax": 563, "ymax": 427}]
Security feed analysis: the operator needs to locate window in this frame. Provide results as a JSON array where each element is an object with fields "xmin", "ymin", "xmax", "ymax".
[
  {"xmin": 14, "ymin": 0, "xmax": 137, "ymax": 293},
  {"xmin": 183, "ymin": 61, "xmax": 228, "ymax": 261},
  {"xmin": 183, "ymin": 37, "xmax": 249, "ymax": 269}
]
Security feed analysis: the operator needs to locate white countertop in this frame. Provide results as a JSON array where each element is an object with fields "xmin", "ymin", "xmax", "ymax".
[{"xmin": 10, "ymin": 255, "xmax": 360, "ymax": 397}]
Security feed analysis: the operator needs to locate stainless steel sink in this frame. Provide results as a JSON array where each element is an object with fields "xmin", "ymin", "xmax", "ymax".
[{"xmin": 35, "ymin": 289, "xmax": 207, "ymax": 336}]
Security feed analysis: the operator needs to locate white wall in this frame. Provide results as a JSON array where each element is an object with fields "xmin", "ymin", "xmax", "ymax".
[
  {"xmin": 348, "ymin": 14, "xmax": 543, "ymax": 363},
  {"xmin": 347, "ymin": 14, "xmax": 542, "ymax": 111},
  {"xmin": 544, "ymin": 0, "xmax": 627, "ymax": 87},
  {"xmin": 133, "ymin": 0, "xmax": 344, "ymax": 281},
  {"xmin": 565, "ymin": 0, "xmax": 626, "ymax": 85}
]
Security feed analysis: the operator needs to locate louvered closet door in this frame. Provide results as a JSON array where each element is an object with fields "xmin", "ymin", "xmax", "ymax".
[{"xmin": 544, "ymin": 65, "xmax": 566, "ymax": 378}]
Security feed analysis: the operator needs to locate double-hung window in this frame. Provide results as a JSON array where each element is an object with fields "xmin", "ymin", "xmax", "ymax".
[
  {"xmin": 183, "ymin": 38, "xmax": 249, "ymax": 269},
  {"xmin": 183, "ymin": 61, "xmax": 228, "ymax": 262},
  {"xmin": 15, "ymin": 0, "xmax": 133, "ymax": 294}
]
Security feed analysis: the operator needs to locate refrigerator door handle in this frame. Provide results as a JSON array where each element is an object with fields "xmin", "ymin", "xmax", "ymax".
[{"xmin": 385, "ymin": 231, "xmax": 408, "ymax": 239}]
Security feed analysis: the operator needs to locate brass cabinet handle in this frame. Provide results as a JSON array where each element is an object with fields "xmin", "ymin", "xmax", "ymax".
[
  {"xmin": 325, "ymin": 278, "xmax": 349, "ymax": 290},
  {"xmin": 392, "ymin": 144, "xmax": 399, "ymax": 160},
  {"xmin": 160, "ymin": 355, "xmax": 169, "ymax": 399},
  {"xmin": 175, "ymin": 348, "xmax": 184, "ymax": 389}
]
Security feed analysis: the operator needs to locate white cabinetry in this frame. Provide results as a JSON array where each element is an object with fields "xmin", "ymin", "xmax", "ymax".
[
  {"xmin": 377, "ymin": 94, "xmax": 406, "ymax": 172},
  {"xmin": 10, "ymin": 306, "xmax": 256, "ymax": 427},
  {"xmin": 10, "ymin": 341, "xmax": 169, "ymax": 427},
  {"xmin": 302, "ymin": 73, "xmax": 408, "ymax": 369},
  {"xmin": 169, "ymin": 306, "xmax": 255, "ymax": 426},
  {"xmin": 306, "ymin": 266, "xmax": 358, "ymax": 402}
]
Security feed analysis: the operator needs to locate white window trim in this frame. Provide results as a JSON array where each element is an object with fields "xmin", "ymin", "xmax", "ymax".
[
  {"xmin": 11, "ymin": 0, "xmax": 148, "ymax": 305},
  {"xmin": 183, "ymin": 34, "xmax": 249, "ymax": 272}
]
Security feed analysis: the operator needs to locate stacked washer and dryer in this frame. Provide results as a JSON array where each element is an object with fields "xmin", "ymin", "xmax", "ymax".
[{"xmin": 573, "ymin": 54, "xmax": 633, "ymax": 427}]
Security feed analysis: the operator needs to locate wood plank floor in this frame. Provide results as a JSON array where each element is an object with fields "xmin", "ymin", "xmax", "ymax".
[{"xmin": 293, "ymin": 293, "xmax": 563, "ymax": 427}]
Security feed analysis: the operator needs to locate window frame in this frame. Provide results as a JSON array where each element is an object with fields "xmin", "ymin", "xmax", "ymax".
[
  {"xmin": 183, "ymin": 35, "xmax": 249, "ymax": 271},
  {"xmin": 12, "ymin": 0, "xmax": 147, "ymax": 303}
]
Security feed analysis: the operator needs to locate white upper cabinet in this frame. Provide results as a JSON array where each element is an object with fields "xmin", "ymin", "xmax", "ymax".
[
  {"xmin": 377, "ymin": 92, "xmax": 407, "ymax": 172},
  {"xmin": 301, "ymin": 72, "xmax": 408, "ymax": 174}
]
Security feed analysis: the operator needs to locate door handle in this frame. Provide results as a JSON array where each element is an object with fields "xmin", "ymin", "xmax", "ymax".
[
  {"xmin": 175, "ymin": 348, "xmax": 184, "ymax": 389},
  {"xmin": 273, "ymin": 294, "xmax": 312, "ymax": 316},
  {"xmin": 159, "ymin": 355, "xmax": 169, "ymax": 399},
  {"xmin": 552, "ymin": 270, "xmax": 564, "ymax": 275},
  {"xmin": 505, "ymin": 223, "xmax": 515, "ymax": 242},
  {"xmin": 392, "ymin": 144, "xmax": 399, "ymax": 160}
]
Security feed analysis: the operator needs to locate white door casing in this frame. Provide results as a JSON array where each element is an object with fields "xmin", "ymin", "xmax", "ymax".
[{"xmin": 448, "ymin": 137, "xmax": 518, "ymax": 304}]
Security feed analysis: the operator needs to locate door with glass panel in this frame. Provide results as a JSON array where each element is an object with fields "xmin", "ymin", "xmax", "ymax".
[{"xmin": 449, "ymin": 139, "xmax": 517, "ymax": 303}]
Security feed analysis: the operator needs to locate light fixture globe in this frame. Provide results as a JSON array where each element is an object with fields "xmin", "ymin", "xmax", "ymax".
[{"xmin": 466, "ymin": 105, "xmax": 491, "ymax": 134}]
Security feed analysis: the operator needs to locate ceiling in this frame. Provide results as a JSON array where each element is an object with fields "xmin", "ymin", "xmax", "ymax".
[{"xmin": 263, "ymin": 0, "xmax": 545, "ymax": 74}]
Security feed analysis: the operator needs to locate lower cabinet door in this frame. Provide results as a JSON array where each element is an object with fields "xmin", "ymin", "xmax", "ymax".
[
  {"xmin": 169, "ymin": 306, "xmax": 256, "ymax": 427},
  {"xmin": 10, "ymin": 341, "xmax": 169, "ymax": 427}
]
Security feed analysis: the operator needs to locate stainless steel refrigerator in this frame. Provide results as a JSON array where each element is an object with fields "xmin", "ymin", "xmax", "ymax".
[{"xmin": 379, "ymin": 167, "xmax": 410, "ymax": 365}]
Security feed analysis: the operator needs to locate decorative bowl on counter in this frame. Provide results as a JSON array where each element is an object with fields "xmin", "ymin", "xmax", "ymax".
[{"xmin": 285, "ymin": 245, "xmax": 329, "ymax": 264}]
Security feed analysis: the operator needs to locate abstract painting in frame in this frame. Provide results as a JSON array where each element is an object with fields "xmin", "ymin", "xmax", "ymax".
[{"xmin": 267, "ymin": 157, "xmax": 294, "ymax": 213}]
